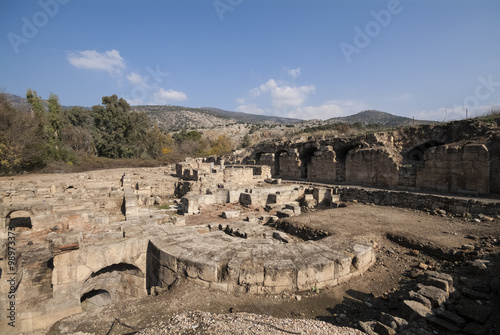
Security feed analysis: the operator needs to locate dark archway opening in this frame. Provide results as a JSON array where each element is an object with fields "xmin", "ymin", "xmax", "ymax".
[
  {"xmin": 88, "ymin": 262, "xmax": 143, "ymax": 279},
  {"xmin": 6, "ymin": 211, "xmax": 32, "ymax": 230},
  {"xmin": 255, "ymin": 152, "xmax": 264, "ymax": 165},
  {"xmin": 407, "ymin": 140, "xmax": 444, "ymax": 164},
  {"xmin": 299, "ymin": 147, "xmax": 318, "ymax": 179},
  {"xmin": 80, "ymin": 289, "xmax": 112, "ymax": 311}
]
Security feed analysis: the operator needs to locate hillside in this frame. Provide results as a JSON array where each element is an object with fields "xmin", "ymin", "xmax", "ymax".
[
  {"xmin": 133, "ymin": 105, "xmax": 239, "ymax": 131},
  {"xmin": 201, "ymin": 107, "xmax": 301, "ymax": 124},
  {"xmin": 133, "ymin": 105, "xmax": 302, "ymax": 131},
  {"xmin": 326, "ymin": 110, "xmax": 437, "ymax": 127},
  {"xmin": 4, "ymin": 94, "xmax": 436, "ymax": 132}
]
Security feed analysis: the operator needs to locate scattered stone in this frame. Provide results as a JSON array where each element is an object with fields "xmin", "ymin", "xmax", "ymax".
[
  {"xmin": 401, "ymin": 300, "xmax": 433, "ymax": 320},
  {"xmin": 358, "ymin": 321, "xmax": 377, "ymax": 335},
  {"xmin": 462, "ymin": 244, "xmax": 475, "ymax": 250},
  {"xmin": 272, "ymin": 231, "xmax": 289, "ymax": 243},
  {"xmin": 435, "ymin": 309, "xmax": 466, "ymax": 328},
  {"xmin": 461, "ymin": 287, "xmax": 490, "ymax": 301},
  {"xmin": 424, "ymin": 277, "xmax": 450, "ymax": 294},
  {"xmin": 295, "ymin": 295, "xmax": 302, "ymax": 301},
  {"xmin": 425, "ymin": 270, "xmax": 454, "ymax": 288},
  {"xmin": 222, "ymin": 210, "xmax": 240, "ymax": 219},
  {"xmin": 417, "ymin": 285, "xmax": 447, "ymax": 307},
  {"xmin": 418, "ymin": 263, "xmax": 429, "ymax": 270},
  {"xmin": 373, "ymin": 321, "xmax": 397, "ymax": 335},
  {"xmin": 380, "ymin": 312, "xmax": 408, "ymax": 330},
  {"xmin": 408, "ymin": 291, "xmax": 432, "ymax": 309},
  {"xmin": 455, "ymin": 300, "xmax": 491, "ymax": 324},
  {"xmin": 427, "ymin": 315, "xmax": 461, "ymax": 332},
  {"xmin": 469, "ymin": 259, "xmax": 487, "ymax": 272},
  {"xmin": 410, "ymin": 249, "xmax": 420, "ymax": 256}
]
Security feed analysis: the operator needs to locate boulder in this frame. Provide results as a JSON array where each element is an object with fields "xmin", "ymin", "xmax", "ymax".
[{"xmin": 401, "ymin": 300, "xmax": 432, "ymax": 320}]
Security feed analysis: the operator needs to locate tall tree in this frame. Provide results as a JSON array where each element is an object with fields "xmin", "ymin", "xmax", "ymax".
[
  {"xmin": 26, "ymin": 89, "xmax": 45, "ymax": 134},
  {"xmin": 47, "ymin": 93, "xmax": 64, "ymax": 141},
  {"xmin": 92, "ymin": 95, "xmax": 150, "ymax": 158},
  {"xmin": 0, "ymin": 93, "xmax": 44, "ymax": 174}
]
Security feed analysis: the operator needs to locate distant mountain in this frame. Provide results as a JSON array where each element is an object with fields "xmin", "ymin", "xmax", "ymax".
[
  {"xmin": 3, "ymin": 93, "xmax": 31, "ymax": 110},
  {"xmin": 133, "ymin": 105, "xmax": 237, "ymax": 131},
  {"xmin": 3, "ymin": 93, "xmax": 90, "ymax": 111},
  {"xmin": 4, "ymin": 93, "xmax": 436, "ymax": 131},
  {"xmin": 133, "ymin": 105, "xmax": 302, "ymax": 131},
  {"xmin": 326, "ymin": 110, "xmax": 436, "ymax": 127},
  {"xmin": 201, "ymin": 107, "xmax": 301, "ymax": 124}
]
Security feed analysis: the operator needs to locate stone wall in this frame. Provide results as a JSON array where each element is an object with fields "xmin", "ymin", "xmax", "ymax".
[
  {"xmin": 346, "ymin": 147, "xmax": 399, "ymax": 188},
  {"xmin": 416, "ymin": 144, "xmax": 490, "ymax": 194},
  {"xmin": 259, "ymin": 153, "xmax": 275, "ymax": 175},
  {"xmin": 245, "ymin": 118, "xmax": 500, "ymax": 195},
  {"xmin": 488, "ymin": 136, "xmax": 500, "ymax": 193},
  {"xmin": 277, "ymin": 150, "xmax": 301, "ymax": 179},
  {"xmin": 338, "ymin": 187, "xmax": 500, "ymax": 216},
  {"xmin": 307, "ymin": 146, "xmax": 336, "ymax": 183}
]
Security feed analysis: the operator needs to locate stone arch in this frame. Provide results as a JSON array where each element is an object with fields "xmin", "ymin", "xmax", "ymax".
[
  {"xmin": 407, "ymin": 140, "xmax": 445, "ymax": 163},
  {"xmin": 84, "ymin": 262, "xmax": 144, "ymax": 282},
  {"xmin": 80, "ymin": 262, "xmax": 146, "ymax": 310},
  {"xmin": 254, "ymin": 152, "xmax": 264, "ymax": 165},
  {"xmin": 299, "ymin": 147, "xmax": 318, "ymax": 179},
  {"xmin": 5, "ymin": 210, "xmax": 32, "ymax": 229},
  {"xmin": 80, "ymin": 289, "xmax": 112, "ymax": 311},
  {"xmin": 336, "ymin": 144, "xmax": 360, "ymax": 163}
]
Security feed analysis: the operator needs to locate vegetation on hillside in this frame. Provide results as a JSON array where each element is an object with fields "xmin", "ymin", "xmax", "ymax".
[{"xmin": 0, "ymin": 92, "xmax": 234, "ymax": 175}]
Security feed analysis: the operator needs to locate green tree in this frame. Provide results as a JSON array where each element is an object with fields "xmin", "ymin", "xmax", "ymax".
[
  {"xmin": 47, "ymin": 93, "xmax": 64, "ymax": 141},
  {"xmin": 0, "ymin": 93, "xmax": 44, "ymax": 174},
  {"xmin": 147, "ymin": 123, "xmax": 175, "ymax": 158},
  {"xmin": 26, "ymin": 89, "xmax": 46, "ymax": 134},
  {"xmin": 92, "ymin": 95, "xmax": 150, "ymax": 158}
]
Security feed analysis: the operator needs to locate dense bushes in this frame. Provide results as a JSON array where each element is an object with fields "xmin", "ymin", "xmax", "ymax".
[
  {"xmin": 0, "ymin": 91, "xmax": 234, "ymax": 175},
  {"xmin": 0, "ymin": 93, "xmax": 45, "ymax": 174}
]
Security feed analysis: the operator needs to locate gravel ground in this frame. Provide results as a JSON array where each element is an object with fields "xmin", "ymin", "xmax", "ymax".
[{"xmin": 138, "ymin": 311, "xmax": 364, "ymax": 335}]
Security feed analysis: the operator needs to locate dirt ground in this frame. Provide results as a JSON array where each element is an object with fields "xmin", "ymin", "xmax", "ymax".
[{"xmin": 47, "ymin": 203, "xmax": 500, "ymax": 335}]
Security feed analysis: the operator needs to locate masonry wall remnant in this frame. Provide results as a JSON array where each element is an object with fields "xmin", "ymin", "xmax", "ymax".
[{"xmin": 238, "ymin": 119, "xmax": 500, "ymax": 196}]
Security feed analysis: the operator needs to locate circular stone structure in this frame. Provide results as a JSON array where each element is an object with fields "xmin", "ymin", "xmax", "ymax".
[{"xmin": 146, "ymin": 220, "xmax": 376, "ymax": 294}]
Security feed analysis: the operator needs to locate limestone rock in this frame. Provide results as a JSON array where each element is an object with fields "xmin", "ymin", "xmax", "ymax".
[
  {"xmin": 401, "ymin": 300, "xmax": 432, "ymax": 320},
  {"xmin": 222, "ymin": 211, "xmax": 240, "ymax": 219},
  {"xmin": 408, "ymin": 290, "xmax": 432, "ymax": 309},
  {"xmin": 380, "ymin": 312, "xmax": 408, "ymax": 330},
  {"xmin": 427, "ymin": 315, "xmax": 461, "ymax": 333},
  {"xmin": 417, "ymin": 284, "xmax": 447, "ymax": 307}
]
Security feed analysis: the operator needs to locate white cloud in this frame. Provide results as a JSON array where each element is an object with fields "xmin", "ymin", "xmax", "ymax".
[
  {"xmin": 250, "ymin": 78, "xmax": 315, "ymax": 110},
  {"xmin": 235, "ymin": 104, "xmax": 267, "ymax": 115},
  {"xmin": 286, "ymin": 67, "xmax": 301, "ymax": 78},
  {"xmin": 236, "ymin": 77, "xmax": 366, "ymax": 120},
  {"xmin": 125, "ymin": 98, "xmax": 144, "ymax": 106},
  {"xmin": 269, "ymin": 83, "xmax": 315, "ymax": 109},
  {"xmin": 414, "ymin": 104, "xmax": 496, "ymax": 122},
  {"xmin": 288, "ymin": 100, "xmax": 368, "ymax": 120},
  {"xmin": 67, "ymin": 49, "xmax": 126, "ymax": 75},
  {"xmin": 153, "ymin": 88, "xmax": 187, "ymax": 104},
  {"xmin": 127, "ymin": 72, "xmax": 145, "ymax": 85}
]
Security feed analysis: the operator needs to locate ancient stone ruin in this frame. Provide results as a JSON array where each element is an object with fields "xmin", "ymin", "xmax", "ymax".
[
  {"xmin": 241, "ymin": 119, "xmax": 500, "ymax": 196},
  {"xmin": 0, "ymin": 119, "xmax": 499, "ymax": 333}
]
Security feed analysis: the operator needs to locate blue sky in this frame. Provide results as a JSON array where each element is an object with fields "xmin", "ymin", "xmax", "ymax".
[{"xmin": 1, "ymin": 0, "xmax": 499, "ymax": 121}]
